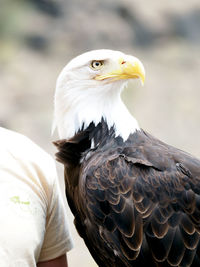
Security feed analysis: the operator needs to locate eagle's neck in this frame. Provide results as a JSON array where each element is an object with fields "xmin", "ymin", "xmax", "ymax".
[{"xmin": 54, "ymin": 82, "xmax": 140, "ymax": 141}]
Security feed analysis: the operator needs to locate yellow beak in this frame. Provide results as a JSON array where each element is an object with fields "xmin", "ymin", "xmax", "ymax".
[{"xmin": 95, "ymin": 57, "xmax": 145, "ymax": 85}]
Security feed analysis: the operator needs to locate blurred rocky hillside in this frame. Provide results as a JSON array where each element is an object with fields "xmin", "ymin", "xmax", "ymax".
[{"xmin": 0, "ymin": 0, "xmax": 200, "ymax": 266}]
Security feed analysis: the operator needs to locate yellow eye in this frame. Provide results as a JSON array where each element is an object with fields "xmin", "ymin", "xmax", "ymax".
[{"xmin": 91, "ymin": 60, "xmax": 104, "ymax": 70}]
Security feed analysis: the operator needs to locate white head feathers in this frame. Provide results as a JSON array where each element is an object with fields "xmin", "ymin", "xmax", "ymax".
[{"xmin": 53, "ymin": 49, "xmax": 145, "ymax": 140}]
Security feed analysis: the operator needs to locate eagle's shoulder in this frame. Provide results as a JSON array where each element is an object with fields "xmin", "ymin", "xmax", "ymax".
[{"xmin": 80, "ymin": 130, "xmax": 200, "ymax": 266}]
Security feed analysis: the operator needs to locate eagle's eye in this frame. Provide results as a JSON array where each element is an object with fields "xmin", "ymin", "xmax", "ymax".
[{"xmin": 90, "ymin": 60, "xmax": 104, "ymax": 70}]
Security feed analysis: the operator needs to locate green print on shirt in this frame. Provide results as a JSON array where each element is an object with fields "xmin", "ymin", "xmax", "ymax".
[{"xmin": 10, "ymin": 196, "xmax": 30, "ymax": 205}]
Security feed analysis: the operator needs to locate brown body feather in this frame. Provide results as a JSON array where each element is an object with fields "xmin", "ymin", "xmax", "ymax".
[{"xmin": 55, "ymin": 120, "xmax": 200, "ymax": 267}]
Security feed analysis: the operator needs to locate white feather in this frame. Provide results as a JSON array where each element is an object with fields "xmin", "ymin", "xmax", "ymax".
[{"xmin": 53, "ymin": 49, "xmax": 141, "ymax": 141}]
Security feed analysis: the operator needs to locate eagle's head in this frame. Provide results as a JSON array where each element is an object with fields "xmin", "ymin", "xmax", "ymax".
[{"xmin": 53, "ymin": 49, "xmax": 145, "ymax": 140}]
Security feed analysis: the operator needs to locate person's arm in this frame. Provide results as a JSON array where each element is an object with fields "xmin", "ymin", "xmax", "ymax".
[{"xmin": 37, "ymin": 254, "xmax": 68, "ymax": 267}]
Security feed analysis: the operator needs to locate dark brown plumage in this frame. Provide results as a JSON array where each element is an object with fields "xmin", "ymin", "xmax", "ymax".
[{"xmin": 55, "ymin": 119, "xmax": 200, "ymax": 267}]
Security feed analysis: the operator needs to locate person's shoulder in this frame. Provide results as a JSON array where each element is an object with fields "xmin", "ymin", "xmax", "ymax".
[{"xmin": 0, "ymin": 127, "xmax": 54, "ymax": 171}]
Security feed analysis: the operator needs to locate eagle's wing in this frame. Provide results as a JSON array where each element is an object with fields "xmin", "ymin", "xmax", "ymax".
[{"xmin": 82, "ymin": 151, "xmax": 200, "ymax": 266}]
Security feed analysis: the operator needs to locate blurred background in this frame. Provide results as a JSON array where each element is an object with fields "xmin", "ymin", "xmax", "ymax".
[{"xmin": 1, "ymin": 0, "xmax": 200, "ymax": 266}]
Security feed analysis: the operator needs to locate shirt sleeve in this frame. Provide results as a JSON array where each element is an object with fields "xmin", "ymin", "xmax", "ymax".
[{"xmin": 38, "ymin": 171, "xmax": 73, "ymax": 262}]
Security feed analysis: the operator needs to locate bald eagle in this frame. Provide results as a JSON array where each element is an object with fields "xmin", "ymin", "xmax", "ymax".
[{"xmin": 53, "ymin": 50, "xmax": 200, "ymax": 267}]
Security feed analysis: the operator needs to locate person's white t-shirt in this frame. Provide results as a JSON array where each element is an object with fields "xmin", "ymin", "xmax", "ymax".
[{"xmin": 0, "ymin": 127, "xmax": 73, "ymax": 267}]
